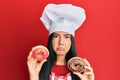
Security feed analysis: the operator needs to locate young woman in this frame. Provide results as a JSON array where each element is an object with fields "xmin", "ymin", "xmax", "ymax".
[{"xmin": 27, "ymin": 4, "xmax": 94, "ymax": 80}]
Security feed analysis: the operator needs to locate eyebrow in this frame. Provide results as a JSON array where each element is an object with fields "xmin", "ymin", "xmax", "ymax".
[
  {"xmin": 64, "ymin": 34, "xmax": 71, "ymax": 36},
  {"xmin": 53, "ymin": 33, "xmax": 71, "ymax": 36}
]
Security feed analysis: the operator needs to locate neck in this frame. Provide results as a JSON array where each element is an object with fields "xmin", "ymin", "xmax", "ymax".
[{"xmin": 55, "ymin": 55, "xmax": 66, "ymax": 65}]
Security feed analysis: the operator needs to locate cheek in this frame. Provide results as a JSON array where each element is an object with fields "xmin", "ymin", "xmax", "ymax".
[
  {"xmin": 65, "ymin": 40, "xmax": 71, "ymax": 49},
  {"xmin": 66, "ymin": 39, "xmax": 71, "ymax": 45},
  {"xmin": 52, "ymin": 40, "xmax": 57, "ymax": 51}
]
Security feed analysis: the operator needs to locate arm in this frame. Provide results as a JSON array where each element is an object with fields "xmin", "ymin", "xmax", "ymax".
[{"xmin": 27, "ymin": 51, "xmax": 47, "ymax": 80}]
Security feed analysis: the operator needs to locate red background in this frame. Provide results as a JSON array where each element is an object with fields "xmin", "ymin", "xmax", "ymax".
[{"xmin": 0, "ymin": 0, "xmax": 120, "ymax": 80}]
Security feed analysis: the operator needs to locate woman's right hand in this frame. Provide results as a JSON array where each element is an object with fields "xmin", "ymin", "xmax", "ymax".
[{"xmin": 27, "ymin": 51, "xmax": 47, "ymax": 80}]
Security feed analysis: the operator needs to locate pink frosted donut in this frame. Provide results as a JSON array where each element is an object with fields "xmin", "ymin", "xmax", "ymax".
[
  {"xmin": 67, "ymin": 57, "xmax": 86, "ymax": 73},
  {"xmin": 31, "ymin": 45, "xmax": 49, "ymax": 61}
]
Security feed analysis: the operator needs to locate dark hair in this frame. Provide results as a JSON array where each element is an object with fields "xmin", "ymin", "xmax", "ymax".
[{"xmin": 39, "ymin": 33, "xmax": 80, "ymax": 80}]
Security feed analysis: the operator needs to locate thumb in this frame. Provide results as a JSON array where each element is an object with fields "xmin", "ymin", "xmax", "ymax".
[
  {"xmin": 73, "ymin": 72, "xmax": 83, "ymax": 78},
  {"xmin": 36, "ymin": 59, "xmax": 47, "ymax": 72},
  {"xmin": 38, "ymin": 59, "xmax": 47, "ymax": 67}
]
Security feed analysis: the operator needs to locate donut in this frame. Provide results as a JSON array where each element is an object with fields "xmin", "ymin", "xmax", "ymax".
[
  {"xmin": 67, "ymin": 57, "xmax": 86, "ymax": 73},
  {"xmin": 31, "ymin": 45, "xmax": 49, "ymax": 61}
]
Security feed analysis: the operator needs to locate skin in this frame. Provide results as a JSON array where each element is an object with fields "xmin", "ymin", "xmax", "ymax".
[
  {"xmin": 27, "ymin": 31, "xmax": 95, "ymax": 80},
  {"xmin": 52, "ymin": 31, "xmax": 72, "ymax": 65}
]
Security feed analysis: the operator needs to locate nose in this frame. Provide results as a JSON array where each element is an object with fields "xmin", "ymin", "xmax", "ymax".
[{"xmin": 59, "ymin": 37, "xmax": 64, "ymax": 45}]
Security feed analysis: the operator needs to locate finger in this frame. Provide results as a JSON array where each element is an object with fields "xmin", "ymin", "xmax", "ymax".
[
  {"xmin": 27, "ymin": 55, "xmax": 37, "ymax": 66},
  {"xmin": 84, "ymin": 58, "xmax": 91, "ymax": 67},
  {"xmin": 84, "ymin": 66, "xmax": 93, "ymax": 72},
  {"xmin": 27, "ymin": 51, "xmax": 32, "ymax": 60},
  {"xmin": 27, "ymin": 55, "xmax": 35, "ymax": 63},
  {"xmin": 84, "ymin": 72, "xmax": 94, "ymax": 76},
  {"xmin": 38, "ymin": 59, "xmax": 47, "ymax": 66},
  {"xmin": 73, "ymin": 72, "xmax": 83, "ymax": 78},
  {"xmin": 37, "ymin": 59, "xmax": 47, "ymax": 70},
  {"xmin": 84, "ymin": 72, "xmax": 95, "ymax": 80},
  {"xmin": 27, "ymin": 57, "xmax": 35, "ymax": 65}
]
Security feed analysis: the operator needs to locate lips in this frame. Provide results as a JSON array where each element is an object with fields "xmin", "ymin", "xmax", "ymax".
[{"xmin": 57, "ymin": 47, "xmax": 65, "ymax": 51}]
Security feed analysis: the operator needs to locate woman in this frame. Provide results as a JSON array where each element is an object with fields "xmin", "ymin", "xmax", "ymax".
[{"xmin": 27, "ymin": 4, "xmax": 94, "ymax": 80}]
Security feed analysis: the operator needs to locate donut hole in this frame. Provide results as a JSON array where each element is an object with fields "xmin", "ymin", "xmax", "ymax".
[
  {"xmin": 75, "ymin": 63, "xmax": 83, "ymax": 70},
  {"xmin": 37, "ymin": 52, "xmax": 43, "ymax": 57},
  {"xmin": 75, "ymin": 63, "xmax": 82, "ymax": 67}
]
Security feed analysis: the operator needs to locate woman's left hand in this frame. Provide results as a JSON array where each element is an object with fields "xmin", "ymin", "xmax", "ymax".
[{"xmin": 73, "ymin": 58, "xmax": 95, "ymax": 80}]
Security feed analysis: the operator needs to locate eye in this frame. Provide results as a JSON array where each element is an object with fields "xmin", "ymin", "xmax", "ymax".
[
  {"xmin": 65, "ymin": 35, "xmax": 71, "ymax": 38},
  {"xmin": 53, "ymin": 35, "xmax": 59, "ymax": 38}
]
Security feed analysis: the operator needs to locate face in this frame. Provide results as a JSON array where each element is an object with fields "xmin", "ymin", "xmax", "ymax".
[{"xmin": 52, "ymin": 31, "xmax": 71, "ymax": 56}]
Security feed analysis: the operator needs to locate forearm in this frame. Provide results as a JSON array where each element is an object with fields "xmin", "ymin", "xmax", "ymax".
[{"xmin": 29, "ymin": 74, "xmax": 39, "ymax": 80}]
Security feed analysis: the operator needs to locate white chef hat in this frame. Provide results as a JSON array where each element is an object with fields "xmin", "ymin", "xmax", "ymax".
[{"xmin": 40, "ymin": 3, "xmax": 86, "ymax": 36}]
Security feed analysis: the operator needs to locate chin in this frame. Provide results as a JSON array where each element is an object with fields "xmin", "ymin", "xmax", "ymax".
[{"xmin": 56, "ymin": 52, "xmax": 66, "ymax": 56}]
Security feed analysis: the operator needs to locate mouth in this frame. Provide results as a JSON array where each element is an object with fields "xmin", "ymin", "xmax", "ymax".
[{"xmin": 56, "ymin": 47, "xmax": 65, "ymax": 51}]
